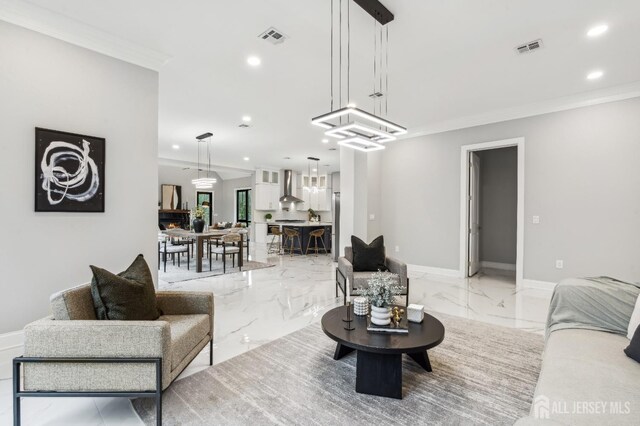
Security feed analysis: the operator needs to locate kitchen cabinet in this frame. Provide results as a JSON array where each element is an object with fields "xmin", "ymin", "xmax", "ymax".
[
  {"xmin": 296, "ymin": 187, "xmax": 331, "ymax": 212},
  {"xmin": 255, "ymin": 169, "xmax": 281, "ymax": 211},
  {"xmin": 255, "ymin": 183, "xmax": 280, "ymax": 210},
  {"xmin": 256, "ymin": 169, "xmax": 280, "ymax": 185},
  {"xmin": 300, "ymin": 174, "xmax": 328, "ymax": 189}
]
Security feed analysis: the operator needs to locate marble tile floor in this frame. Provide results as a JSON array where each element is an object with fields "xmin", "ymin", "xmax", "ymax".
[{"xmin": 0, "ymin": 245, "xmax": 553, "ymax": 425}]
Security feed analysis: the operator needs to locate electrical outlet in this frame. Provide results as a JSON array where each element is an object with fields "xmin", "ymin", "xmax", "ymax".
[
  {"xmin": 555, "ymin": 260, "xmax": 564, "ymax": 269},
  {"xmin": 395, "ymin": 246, "xmax": 400, "ymax": 253},
  {"xmin": 532, "ymin": 215, "xmax": 540, "ymax": 224}
]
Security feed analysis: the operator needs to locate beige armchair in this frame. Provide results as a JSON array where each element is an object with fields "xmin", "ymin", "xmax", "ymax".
[
  {"xmin": 336, "ymin": 246, "xmax": 410, "ymax": 306},
  {"xmin": 13, "ymin": 284, "xmax": 214, "ymax": 426}
]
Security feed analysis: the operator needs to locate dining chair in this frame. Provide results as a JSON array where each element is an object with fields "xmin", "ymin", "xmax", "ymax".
[
  {"xmin": 158, "ymin": 235, "xmax": 190, "ymax": 272},
  {"xmin": 209, "ymin": 233, "xmax": 241, "ymax": 273}
]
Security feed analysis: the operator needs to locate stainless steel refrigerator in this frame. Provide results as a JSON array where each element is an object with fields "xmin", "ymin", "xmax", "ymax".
[{"xmin": 332, "ymin": 192, "xmax": 340, "ymax": 261}]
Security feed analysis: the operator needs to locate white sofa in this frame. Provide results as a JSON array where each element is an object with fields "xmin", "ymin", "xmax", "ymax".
[{"xmin": 517, "ymin": 279, "xmax": 640, "ymax": 425}]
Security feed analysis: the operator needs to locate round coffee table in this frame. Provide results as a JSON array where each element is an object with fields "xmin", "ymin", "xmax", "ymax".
[{"xmin": 321, "ymin": 305, "xmax": 445, "ymax": 399}]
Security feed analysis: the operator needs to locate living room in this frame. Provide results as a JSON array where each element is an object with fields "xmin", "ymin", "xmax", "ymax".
[{"xmin": 1, "ymin": 1, "xmax": 639, "ymax": 425}]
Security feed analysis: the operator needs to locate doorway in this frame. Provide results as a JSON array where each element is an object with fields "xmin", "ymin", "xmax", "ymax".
[
  {"xmin": 196, "ymin": 191, "xmax": 213, "ymax": 227},
  {"xmin": 460, "ymin": 138, "xmax": 525, "ymax": 284}
]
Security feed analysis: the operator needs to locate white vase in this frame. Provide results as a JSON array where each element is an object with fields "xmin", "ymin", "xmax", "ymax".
[{"xmin": 370, "ymin": 305, "xmax": 392, "ymax": 326}]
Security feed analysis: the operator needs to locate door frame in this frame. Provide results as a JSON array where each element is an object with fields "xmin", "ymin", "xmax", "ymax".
[{"xmin": 459, "ymin": 137, "xmax": 525, "ymax": 285}]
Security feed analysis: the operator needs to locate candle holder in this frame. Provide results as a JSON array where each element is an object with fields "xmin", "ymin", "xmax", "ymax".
[{"xmin": 343, "ymin": 302, "xmax": 355, "ymax": 331}]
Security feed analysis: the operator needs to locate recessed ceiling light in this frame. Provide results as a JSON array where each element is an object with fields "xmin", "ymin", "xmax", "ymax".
[
  {"xmin": 312, "ymin": 168, "xmax": 317, "ymax": 172},
  {"xmin": 347, "ymin": 103, "xmax": 356, "ymax": 108},
  {"xmin": 587, "ymin": 24, "xmax": 608, "ymax": 38},
  {"xmin": 247, "ymin": 56, "xmax": 261, "ymax": 66},
  {"xmin": 243, "ymin": 157, "xmax": 250, "ymax": 161},
  {"xmin": 242, "ymin": 115, "xmax": 252, "ymax": 122},
  {"xmin": 171, "ymin": 144, "xmax": 180, "ymax": 150},
  {"xmin": 322, "ymin": 139, "xmax": 329, "ymax": 143},
  {"xmin": 587, "ymin": 70, "xmax": 604, "ymax": 80}
]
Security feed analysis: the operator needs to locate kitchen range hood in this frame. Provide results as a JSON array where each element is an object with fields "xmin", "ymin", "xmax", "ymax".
[{"xmin": 279, "ymin": 170, "xmax": 303, "ymax": 203}]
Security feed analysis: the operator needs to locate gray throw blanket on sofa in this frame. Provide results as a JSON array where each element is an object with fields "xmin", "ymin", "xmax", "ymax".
[{"xmin": 546, "ymin": 276, "xmax": 640, "ymax": 339}]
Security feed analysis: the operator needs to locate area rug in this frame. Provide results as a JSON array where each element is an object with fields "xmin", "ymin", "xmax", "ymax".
[
  {"xmin": 133, "ymin": 313, "xmax": 543, "ymax": 425},
  {"xmin": 159, "ymin": 258, "xmax": 274, "ymax": 283}
]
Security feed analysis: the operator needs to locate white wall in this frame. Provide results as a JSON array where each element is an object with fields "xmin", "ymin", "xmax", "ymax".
[
  {"xmin": 477, "ymin": 147, "xmax": 517, "ymax": 265},
  {"xmin": 158, "ymin": 165, "xmax": 222, "ymax": 219},
  {"xmin": 380, "ymin": 96, "xmax": 640, "ymax": 283},
  {"xmin": 0, "ymin": 21, "xmax": 159, "ymax": 334}
]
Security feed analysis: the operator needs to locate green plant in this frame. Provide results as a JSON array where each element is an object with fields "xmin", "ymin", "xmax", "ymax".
[
  {"xmin": 307, "ymin": 208, "xmax": 317, "ymax": 217},
  {"xmin": 192, "ymin": 206, "xmax": 205, "ymax": 219},
  {"xmin": 265, "ymin": 213, "xmax": 273, "ymax": 220},
  {"xmin": 360, "ymin": 271, "xmax": 406, "ymax": 308}
]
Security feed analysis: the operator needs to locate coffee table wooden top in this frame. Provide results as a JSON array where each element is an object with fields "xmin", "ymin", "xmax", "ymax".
[{"xmin": 321, "ymin": 305, "xmax": 445, "ymax": 355}]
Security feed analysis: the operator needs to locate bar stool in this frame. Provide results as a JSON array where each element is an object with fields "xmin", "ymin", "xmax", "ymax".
[
  {"xmin": 305, "ymin": 228, "xmax": 328, "ymax": 256},
  {"xmin": 268, "ymin": 226, "xmax": 283, "ymax": 254},
  {"xmin": 283, "ymin": 228, "xmax": 302, "ymax": 257}
]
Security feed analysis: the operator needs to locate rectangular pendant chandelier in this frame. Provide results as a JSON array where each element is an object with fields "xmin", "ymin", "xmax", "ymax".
[
  {"xmin": 325, "ymin": 121, "xmax": 397, "ymax": 143},
  {"xmin": 337, "ymin": 138, "xmax": 386, "ymax": 152},
  {"xmin": 311, "ymin": 106, "xmax": 406, "ymax": 152},
  {"xmin": 311, "ymin": 106, "xmax": 407, "ymax": 135},
  {"xmin": 192, "ymin": 177, "xmax": 216, "ymax": 189}
]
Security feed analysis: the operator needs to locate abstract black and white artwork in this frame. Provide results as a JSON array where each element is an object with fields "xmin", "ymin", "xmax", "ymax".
[{"xmin": 35, "ymin": 128, "xmax": 105, "ymax": 212}]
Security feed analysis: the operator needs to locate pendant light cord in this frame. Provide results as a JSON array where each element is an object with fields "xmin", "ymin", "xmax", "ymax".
[
  {"xmin": 339, "ymin": 0, "xmax": 342, "ymax": 123},
  {"xmin": 347, "ymin": 0, "xmax": 350, "ymax": 108},
  {"xmin": 385, "ymin": 25, "xmax": 389, "ymax": 127},
  {"xmin": 330, "ymin": 0, "xmax": 333, "ymax": 112}
]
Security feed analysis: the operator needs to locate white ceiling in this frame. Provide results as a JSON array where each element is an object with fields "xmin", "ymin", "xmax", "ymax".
[{"xmin": 9, "ymin": 0, "xmax": 640, "ymax": 176}]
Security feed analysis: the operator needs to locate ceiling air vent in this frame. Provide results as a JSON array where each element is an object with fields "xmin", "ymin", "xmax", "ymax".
[
  {"xmin": 258, "ymin": 27, "xmax": 288, "ymax": 45},
  {"xmin": 515, "ymin": 39, "xmax": 543, "ymax": 54}
]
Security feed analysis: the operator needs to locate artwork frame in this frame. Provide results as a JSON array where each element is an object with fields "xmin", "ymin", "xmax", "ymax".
[{"xmin": 35, "ymin": 127, "xmax": 105, "ymax": 212}]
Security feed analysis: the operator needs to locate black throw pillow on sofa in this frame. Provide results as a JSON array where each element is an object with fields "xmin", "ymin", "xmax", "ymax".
[
  {"xmin": 624, "ymin": 325, "xmax": 640, "ymax": 363},
  {"xmin": 351, "ymin": 235, "xmax": 388, "ymax": 272},
  {"xmin": 90, "ymin": 254, "xmax": 161, "ymax": 320}
]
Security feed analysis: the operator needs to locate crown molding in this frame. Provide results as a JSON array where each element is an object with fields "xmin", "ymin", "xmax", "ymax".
[
  {"xmin": 402, "ymin": 81, "xmax": 640, "ymax": 140},
  {"xmin": 0, "ymin": 0, "xmax": 170, "ymax": 71}
]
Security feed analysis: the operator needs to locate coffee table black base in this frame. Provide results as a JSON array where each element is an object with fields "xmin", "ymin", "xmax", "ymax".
[
  {"xmin": 333, "ymin": 343, "xmax": 355, "ymax": 360},
  {"xmin": 408, "ymin": 351, "xmax": 432, "ymax": 372},
  {"xmin": 333, "ymin": 343, "xmax": 434, "ymax": 399},
  {"xmin": 356, "ymin": 351, "xmax": 402, "ymax": 399}
]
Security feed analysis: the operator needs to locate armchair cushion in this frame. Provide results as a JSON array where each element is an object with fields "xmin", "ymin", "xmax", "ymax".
[
  {"xmin": 162, "ymin": 314, "xmax": 210, "ymax": 369},
  {"xmin": 90, "ymin": 254, "xmax": 161, "ymax": 321},
  {"xmin": 351, "ymin": 235, "xmax": 388, "ymax": 272},
  {"xmin": 23, "ymin": 317, "xmax": 171, "ymax": 391}
]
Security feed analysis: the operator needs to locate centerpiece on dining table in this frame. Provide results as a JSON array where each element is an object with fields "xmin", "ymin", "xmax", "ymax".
[
  {"xmin": 191, "ymin": 206, "xmax": 206, "ymax": 233},
  {"xmin": 361, "ymin": 271, "xmax": 408, "ymax": 334}
]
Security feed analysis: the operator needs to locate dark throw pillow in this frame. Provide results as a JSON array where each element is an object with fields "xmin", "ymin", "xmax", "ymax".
[
  {"xmin": 90, "ymin": 254, "xmax": 161, "ymax": 320},
  {"xmin": 351, "ymin": 235, "xmax": 388, "ymax": 272},
  {"xmin": 624, "ymin": 325, "xmax": 640, "ymax": 363}
]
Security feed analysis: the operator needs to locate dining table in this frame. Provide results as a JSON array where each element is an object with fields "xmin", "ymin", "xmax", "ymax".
[{"xmin": 164, "ymin": 228, "xmax": 245, "ymax": 273}]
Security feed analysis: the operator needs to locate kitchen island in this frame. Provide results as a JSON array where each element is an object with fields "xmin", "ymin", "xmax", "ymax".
[{"xmin": 255, "ymin": 221, "xmax": 332, "ymax": 254}]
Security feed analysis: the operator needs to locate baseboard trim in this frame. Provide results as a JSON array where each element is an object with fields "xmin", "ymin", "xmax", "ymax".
[
  {"xmin": 521, "ymin": 279, "xmax": 557, "ymax": 291},
  {"xmin": 480, "ymin": 261, "xmax": 516, "ymax": 271},
  {"xmin": 0, "ymin": 330, "xmax": 24, "ymax": 380},
  {"xmin": 408, "ymin": 264, "xmax": 463, "ymax": 278}
]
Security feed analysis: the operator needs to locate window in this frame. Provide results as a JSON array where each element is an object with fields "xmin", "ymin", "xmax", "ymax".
[
  {"xmin": 236, "ymin": 189, "xmax": 251, "ymax": 225},
  {"xmin": 196, "ymin": 191, "xmax": 213, "ymax": 226}
]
